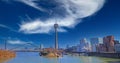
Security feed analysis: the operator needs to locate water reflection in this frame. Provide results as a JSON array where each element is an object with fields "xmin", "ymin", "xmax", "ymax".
[
  {"xmin": 5, "ymin": 52, "xmax": 120, "ymax": 63},
  {"xmin": 0, "ymin": 58, "xmax": 13, "ymax": 63},
  {"xmin": 107, "ymin": 61, "xmax": 120, "ymax": 63},
  {"xmin": 98, "ymin": 57, "xmax": 120, "ymax": 63}
]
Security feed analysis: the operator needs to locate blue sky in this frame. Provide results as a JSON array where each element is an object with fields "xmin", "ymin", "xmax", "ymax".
[{"xmin": 0, "ymin": 0, "xmax": 120, "ymax": 49}]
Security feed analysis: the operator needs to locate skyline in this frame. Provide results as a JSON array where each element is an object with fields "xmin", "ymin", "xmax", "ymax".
[{"xmin": 0, "ymin": 0, "xmax": 120, "ymax": 48}]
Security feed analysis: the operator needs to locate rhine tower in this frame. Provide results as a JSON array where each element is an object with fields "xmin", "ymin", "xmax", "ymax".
[{"xmin": 54, "ymin": 23, "xmax": 59, "ymax": 50}]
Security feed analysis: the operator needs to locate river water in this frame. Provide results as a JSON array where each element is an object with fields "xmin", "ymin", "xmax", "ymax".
[{"xmin": 0, "ymin": 52, "xmax": 120, "ymax": 63}]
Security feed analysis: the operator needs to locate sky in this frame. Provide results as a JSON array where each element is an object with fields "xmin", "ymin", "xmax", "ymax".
[{"xmin": 0, "ymin": 0, "xmax": 120, "ymax": 49}]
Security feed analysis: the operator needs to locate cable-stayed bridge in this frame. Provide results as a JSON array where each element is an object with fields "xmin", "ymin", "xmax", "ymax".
[{"xmin": 9, "ymin": 43, "xmax": 41, "ymax": 52}]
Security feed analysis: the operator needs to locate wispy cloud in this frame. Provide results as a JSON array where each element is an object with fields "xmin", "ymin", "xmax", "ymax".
[
  {"xmin": 0, "ymin": 24, "xmax": 17, "ymax": 32},
  {"xmin": 0, "ymin": 24, "xmax": 9, "ymax": 28},
  {"xmin": 4, "ymin": 0, "xmax": 105, "ymax": 34},
  {"xmin": 7, "ymin": 39, "xmax": 33, "ymax": 45},
  {"xmin": 18, "ymin": 0, "xmax": 48, "ymax": 12}
]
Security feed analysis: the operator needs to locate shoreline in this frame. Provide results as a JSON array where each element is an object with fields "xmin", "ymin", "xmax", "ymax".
[
  {"xmin": 0, "ymin": 50, "xmax": 16, "ymax": 58},
  {"xmin": 87, "ymin": 52, "xmax": 120, "ymax": 58}
]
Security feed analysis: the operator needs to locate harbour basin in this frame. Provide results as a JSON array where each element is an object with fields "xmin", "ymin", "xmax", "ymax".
[{"xmin": 1, "ymin": 52, "xmax": 120, "ymax": 63}]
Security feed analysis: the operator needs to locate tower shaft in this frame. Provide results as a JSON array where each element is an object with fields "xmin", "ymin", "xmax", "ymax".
[
  {"xmin": 5, "ymin": 40, "xmax": 7, "ymax": 50},
  {"xmin": 55, "ymin": 27, "xmax": 58, "ymax": 49}
]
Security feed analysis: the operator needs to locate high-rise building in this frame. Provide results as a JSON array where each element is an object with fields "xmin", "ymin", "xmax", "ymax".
[
  {"xmin": 40, "ymin": 44, "xmax": 43, "ymax": 50},
  {"xmin": 77, "ymin": 38, "xmax": 90, "ymax": 52},
  {"xmin": 66, "ymin": 45, "xmax": 70, "ymax": 49},
  {"xmin": 103, "ymin": 35, "xmax": 115, "ymax": 52},
  {"xmin": 96, "ymin": 44, "xmax": 107, "ymax": 53},
  {"xmin": 90, "ymin": 38, "xmax": 103, "ymax": 52},
  {"xmin": 114, "ymin": 40, "xmax": 119, "ymax": 45},
  {"xmin": 114, "ymin": 40, "xmax": 119, "ymax": 53},
  {"xmin": 114, "ymin": 44, "xmax": 120, "ymax": 53}
]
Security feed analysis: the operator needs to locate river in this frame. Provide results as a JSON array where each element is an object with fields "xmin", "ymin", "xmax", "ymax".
[{"xmin": 0, "ymin": 52, "xmax": 120, "ymax": 63}]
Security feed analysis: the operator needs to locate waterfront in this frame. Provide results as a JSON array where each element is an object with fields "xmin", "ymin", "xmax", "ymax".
[{"xmin": 0, "ymin": 52, "xmax": 120, "ymax": 63}]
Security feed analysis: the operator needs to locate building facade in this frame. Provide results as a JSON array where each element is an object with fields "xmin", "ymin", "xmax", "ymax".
[
  {"xmin": 103, "ymin": 35, "xmax": 115, "ymax": 52},
  {"xmin": 77, "ymin": 38, "xmax": 90, "ymax": 52},
  {"xmin": 90, "ymin": 38, "xmax": 103, "ymax": 52},
  {"xmin": 96, "ymin": 44, "xmax": 107, "ymax": 53},
  {"xmin": 114, "ymin": 44, "xmax": 120, "ymax": 53}
]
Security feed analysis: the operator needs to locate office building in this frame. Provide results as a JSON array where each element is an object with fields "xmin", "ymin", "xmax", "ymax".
[
  {"xmin": 77, "ymin": 38, "xmax": 90, "ymax": 52},
  {"xmin": 103, "ymin": 35, "xmax": 115, "ymax": 52},
  {"xmin": 90, "ymin": 38, "xmax": 103, "ymax": 52},
  {"xmin": 114, "ymin": 44, "xmax": 120, "ymax": 53}
]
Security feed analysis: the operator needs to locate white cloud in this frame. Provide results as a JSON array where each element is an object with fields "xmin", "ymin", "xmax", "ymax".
[
  {"xmin": 60, "ymin": 0, "xmax": 105, "ymax": 18},
  {"xmin": 19, "ymin": 17, "xmax": 79, "ymax": 34},
  {"xmin": 5, "ymin": 0, "xmax": 105, "ymax": 34},
  {"xmin": 7, "ymin": 40, "xmax": 33, "ymax": 45}
]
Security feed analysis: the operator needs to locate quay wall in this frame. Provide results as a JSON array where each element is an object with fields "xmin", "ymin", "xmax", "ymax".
[{"xmin": 87, "ymin": 52, "xmax": 120, "ymax": 58}]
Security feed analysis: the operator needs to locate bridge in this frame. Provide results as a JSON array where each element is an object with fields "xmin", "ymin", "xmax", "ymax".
[
  {"xmin": 7, "ymin": 43, "xmax": 42, "ymax": 52},
  {"xmin": 12, "ymin": 50, "xmax": 40, "ymax": 52}
]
